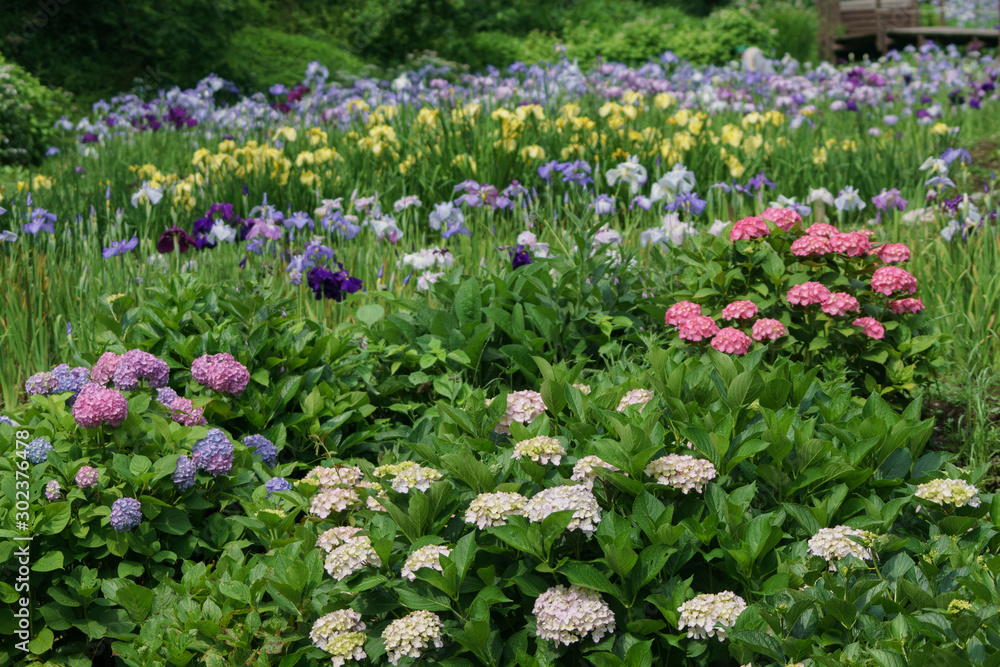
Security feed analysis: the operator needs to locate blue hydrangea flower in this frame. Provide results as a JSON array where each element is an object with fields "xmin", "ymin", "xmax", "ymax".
[
  {"xmin": 25, "ymin": 372, "xmax": 60, "ymax": 395},
  {"xmin": 265, "ymin": 477, "xmax": 293, "ymax": 498},
  {"xmin": 0, "ymin": 415, "xmax": 17, "ymax": 427},
  {"xmin": 192, "ymin": 429, "xmax": 234, "ymax": 477},
  {"xmin": 173, "ymin": 455, "xmax": 196, "ymax": 491},
  {"xmin": 156, "ymin": 386, "xmax": 179, "ymax": 406},
  {"xmin": 244, "ymin": 434, "xmax": 277, "ymax": 466},
  {"xmin": 109, "ymin": 497, "xmax": 143, "ymax": 532},
  {"xmin": 52, "ymin": 364, "xmax": 90, "ymax": 394},
  {"xmin": 25, "ymin": 437, "xmax": 53, "ymax": 463}
]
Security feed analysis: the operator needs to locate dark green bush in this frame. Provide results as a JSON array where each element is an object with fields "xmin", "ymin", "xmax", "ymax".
[{"xmin": 0, "ymin": 54, "xmax": 70, "ymax": 166}]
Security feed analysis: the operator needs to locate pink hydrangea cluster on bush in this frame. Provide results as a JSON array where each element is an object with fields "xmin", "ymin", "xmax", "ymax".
[
  {"xmin": 191, "ymin": 353, "xmax": 250, "ymax": 395},
  {"xmin": 666, "ymin": 208, "xmax": 928, "ymax": 360}
]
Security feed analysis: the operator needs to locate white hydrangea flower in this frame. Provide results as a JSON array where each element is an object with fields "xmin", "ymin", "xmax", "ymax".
[
  {"xmin": 323, "ymin": 535, "xmax": 381, "ymax": 580},
  {"xmin": 915, "ymin": 478, "xmax": 981, "ymax": 509},
  {"xmin": 570, "ymin": 456, "xmax": 621, "ymax": 489},
  {"xmin": 311, "ymin": 609, "xmax": 366, "ymax": 650},
  {"xmin": 513, "ymin": 436, "xmax": 565, "ymax": 465},
  {"xmin": 523, "ymin": 485, "xmax": 602, "ymax": 536},
  {"xmin": 401, "ymin": 545, "xmax": 452, "ymax": 581},
  {"xmin": 357, "ymin": 480, "xmax": 387, "ymax": 511},
  {"xmin": 325, "ymin": 632, "xmax": 367, "ymax": 667},
  {"xmin": 310, "ymin": 488, "xmax": 361, "ymax": 518},
  {"xmin": 677, "ymin": 591, "xmax": 747, "ymax": 641},
  {"xmin": 305, "ymin": 465, "xmax": 364, "ymax": 488},
  {"xmin": 644, "ymin": 454, "xmax": 717, "ymax": 494},
  {"xmin": 382, "ymin": 610, "xmax": 445, "ymax": 665},
  {"xmin": 317, "ymin": 526, "xmax": 362, "ymax": 553},
  {"xmin": 373, "ymin": 461, "xmax": 443, "ymax": 493},
  {"xmin": 533, "ymin": 584, "xmax": 616, "ymax": 646},
  {"xmin": 616, "ymin": 388, "xmax": 653, "ymax": 412},
  {"xmin": 807, "ymin": 525, "xmax": 875, "ymax": 571},
  {"xmin": 572, "ymin": 383, "xmax": 592, "ymax": 395},
  {"xmin": 465, "ymin": 491, "xmax": 527, "ymax": 529},
  {"xmin": 487, "ymin": 390, "xmax": 546, "ymax": 434}
]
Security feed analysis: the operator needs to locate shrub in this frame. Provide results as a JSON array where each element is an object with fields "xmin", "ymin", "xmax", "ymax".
[{"xmin": 0, "ymin": 54, "xmax": 70, "ymax": 166}]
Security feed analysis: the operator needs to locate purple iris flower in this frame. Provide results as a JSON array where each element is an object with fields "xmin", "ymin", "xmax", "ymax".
[
  {"xmin": 511, "ymin": 245, "xmax": 531, "ymax": 269},
  {"xmin": 102, "ymin": 236, "xmax": 139, "ymax": 258},
  {"xmin": 593, "ymin": 194, "xmax": 616, "ymax": 216},
  {"xmin": 667, "ymin": 192, "xmax": 707, "ymax": 217},
  {"xmin": 306, "ymin": 266, "xmax": 363, "ymax": 302},
  {"xmin": 442, "ymin": 220, "xmax": 472, "ymax": 239},
  {"xmin": 630, "ymin": 195, "xmax": 653, "ymax": 211},
  {"xmin": 326, "ymin": 212, "xmax": 362, "ymax": 240},
  {"xmin": 285, "ymin": 211, "xmax": 314, "ymax": 231},
  {"xmin": 558, "ymin": 160, "xmax": 594, "ymax": 187},
  {"xmin": 81, "ymin": 133, "xmax": 99, "ymax": 143},
  {"xmin": 941, "ymin": 148, "xmax": 971, "ymax": 165},
  {"xmin": 747, "ymin": 172, "xmax": 775, "ymax": 192},
  {"xmin": 22, "ymin": 209, "xmax": 56, "ymax": 234},
  {"xmin": 538, "ymin": 160, "xmax": 560, "ymax": 182},
  {"xmin": 871, "ymin": 188, "xmax": 908, "ymax": 211},
  {"xmin": 157, "ymin": 226, "xmax": 196, "ymax": 253}
]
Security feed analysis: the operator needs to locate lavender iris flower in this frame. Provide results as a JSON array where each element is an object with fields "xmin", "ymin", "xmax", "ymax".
[
  {"xmin": 593, "ymin": 194, "xmax": 616, "ymax": 216},
  {"xmin": 102, "ymin": 235, "xmax": 139, "ymax": 258},
  {"xmin": 871, "ymin": 188, "xmax": 908, "ymax": 211},
  {"xmin": 22, "ymin": 209, "xmax": 57, "ymax": 234},
  {"xmin": 285, "ymin": 211, "xmax": 314, "ymax": 231}
]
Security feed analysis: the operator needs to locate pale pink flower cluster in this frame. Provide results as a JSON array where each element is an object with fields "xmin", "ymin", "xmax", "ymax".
[
  {"xmin": 306, "ymin": 465, "xmax": 364, "ymax": 488},
  {"xmin": 805, "ymin": 222, "xmax": 839, "ymax": 237},
  {"xmin": 311, "ymin": 488, "xmax": 361, "ymax": 518},
  {"xmin": 317, "ymin": 526, "xmax": 362, "ymax": 553},
  {"xmin": 721, "ymin": 300, "xmax": 758, "ymax": 321},
  {"xmin": 786, "ymin": 282, "xmax": 831, "ymax": 307},
  {"xmin": 191, "ymin": 352, "xmax": 250, "ymax": 395},
  {"xmin": 401, "ymin": 545, "xmax": 451, "ymax": 580},
  {"xmin": 677, "ymin": 591, "xmax": 747, "ymax": 641},
  {"xmin": 664, "ymin": 300, "xmax": 702, "ymax": 326},
  {"xmin": 644, "ymin": 455, "xmax": 717, "ymax": 493},
  {"xmin": 729, "ymin": 216, "xmax": 769, "ymax": 241},
  {"xmin": 711, "ymin": 327, "xmax": 752, "ymax": 355},
  {"xmin": 357, "ymin": 480, "xmax": 387, "ymax": 511},
  {"xmin": 465, "ymin": 491, "xmax": 527, "ymax": 528},
  {"xmin": 760, "ymin": 207, "xmax": 801, "ymax": 231},
  {"xmin": 820, "ymin": 292, "xmax": 860, "ymax": 317},
  {"xmin": 829, "ymin": 231, "xmax": 871, "ymax": 257},
  {"xmin": 513, "ymin": 436, "xmax": 565, "ymax": 465},
  {"xmin": 876, "ymin": 243, "xmax": 911, "ymax": 263},
  {"xmin": 523, "ymin": 485, "xmax": 602, "ymax": 536},
  {"xmin": 853, "ymin": 317, "xmax": 885, "ymax": 339},
  {"xmin": 751, "ymin": 318, "xmax": 787, "ymax": 342},
  {"xmin": 871, "ymin": 266, "xmax": 918, "ymax": 296},
  {"xmin": 323, "ymin": 535, "xmax": 381, "ymax": 580},
  {"xmin": 75, "ymin": 465, "xmax": 100, "ymax": 488},
  {"xmin": 678, "ymin": 316, "xmax": 719, "ymax": 342},
  {"xmin": 889, "ymin": 297, "xmax": 925, "ymax": 314},
  {"xmin": 167, "ymin": 398, "xmax": 207, "ymax": 426},
  {"xmin": 374, "ymin": 461, "xmax": 442, "ymax": 493},
  {"xmin": 617, "ymin": 388, "xmax": 654, "ymax": 412},
  {"xmin": 807, "ymin": 526, "xmax": 875, "ymax": 571},
  {"xmin": 533, "ymin": 584, "xmax": 616, "ymax": 646},
  {"xmin": 382, "ymin": 610, "xmax": 445, "ymax": 665},
  {"xmin": 487, "ymin": 390, "xmax": 546, "ymax": 434},
  {"xmin": 571, "ymin": 456, "xmax": 621, "ymax": 489},
  {"xmin": 914, "ymin": 478, "xmax": 981, "ymax": 509},
  {"xmin": 791, "ymin": 234, "xmax": 831, "ymax": 257},
  {"xmin": 572, "ymin": 383, "xmax": 592, "ymax": 395}
]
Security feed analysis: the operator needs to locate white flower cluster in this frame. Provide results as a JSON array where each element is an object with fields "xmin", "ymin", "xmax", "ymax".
[
  {"xmin": 523, "ymin": 485, "xmax": 602, "ymax": 536},
  {"xmin": 915, "ymin": 478, "xmax": 981, "ymax": 509},
  {"xmin": 644, "ymin": 454, "xmax": 717, "ymax": 494},
  {"xmin": 325, "ymin": 633, "xmax": 367, "ymax": 667},
  {"xmin": 400, "ymin": 247, "xmax": 454, "ymax": 271},
  {"xmin": 465, "ymin": 491, "xmax": 527, "ymax": 529},
  {"xmin": 356, "ymin": 480, "xmax": 387, "ymax": 510},
  {"xmin": 373, "ymin": 461, "xmax": 443, "ymax": 493},
  {"xmin": 533, "ymin": 584, "xmax": 616, "ymax": 646},
  {"xmin": 401, "ymin": 544, "xmax": 452, "ymax": 581},
  {"xmin": 570, "ymin": 456, "xmax": 621, "ymax": 489},
  {"xmin": 513, "ymin": 436, "xmax": 565, "ymax": 465},
  {"xmin": 487, "ymin": 390, "xmax": 546, "ymax": 434},
  {"xmin": 677, "ymin": 591, "xmax": 747, "ymax": 641},
  {"xmin": 317, "ymin": 526, "xmax": 362, "ymax": 553},
  {"xmin": 323, "ymin": 535, "xmax": 382, "ymax": 580},
  {"xmin": 310, "ymin": 487, "xmax": 360, "ymax": 518},
  {"xmin": 305, "ymin": 465, "xmax": 364, "ymax": 487},
  {"xmin": 807, "ymin": 525, "xmax": 875, "ymax": 571},
  {"xmin": 382, "ymin": 610, "xmax": 445, "ymax": 665},
  {"xmin": 572, "ymin": 383, "xmax": 592, "ymax": 394},
  {"xmin": 616, "ymin": 388, "xmax": 653, "ymax": 412},
  {"xmin": 311, "ymin": 609, "xmax": 366, "ymax": 649}
]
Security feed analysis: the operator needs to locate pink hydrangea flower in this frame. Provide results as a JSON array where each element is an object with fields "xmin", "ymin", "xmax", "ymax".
[
  {"xmin": 888, "ymin": 297, "xmax": 925, "ymax": 314},
  {"xmin": 829, "ymin": 232, "xmax": 871, "ymax": 257},
  {"xmin": 876, "ymin": 243, "xmax": 911, "ymax": 263},
  {"xmin": 760, "ymin": 207, "xmax": 802, "ymax": 231},
  {"xmin": 711, "ymin": 327, "xmax": 752, "ymax": 355},
  {"xmin": 72, "ymin": 383, "xmax": 128, "ymax": 428},
  {"xmin": 821, "ymin": 292, "xmax": 861, "ymax": 317},
  {"xmin": 721, "ymin": 300, "xmax": 758, "ymax": 321},
  {"xmin": 853, "ymin": 317, "xmax": 885, "ymax": 339},
  {"xmin": 871, "ymin": 266, "xmax": 918, "ymax": 296},
  {"xmin": 805, "ymin": 223, "xmax": 840, "ymax": 238},
  {"xmin": 786, "ymin": 282, "xmax": 832, "ymax": 306},
  {"xmin": 191, "ymin": 353, "xmax": 250, "ymax": 395},
  {"xmin": 791, "ymin": 235, "xmax": 831, "ymax": 257},
  {"xmin": 168, "ymin": 397, "xmax": 208, "ymax": 426},
  {"xmin": 664, "ymin": 300, "xmax": 702, "ymax": 326},
  {"xmin": 751, "ymin": 318, "xmax": 787, "ymax": 342},
  {"xmin": 729, "ymin": 216, "xmax": 770, "ymax": 242},
  {"xmin": 678, "ymin": 316, "xmax": 719, "ymax": 342},
  {"xmin": 89, "ymin": 352, "xmax": 122, "ymax": 385}
]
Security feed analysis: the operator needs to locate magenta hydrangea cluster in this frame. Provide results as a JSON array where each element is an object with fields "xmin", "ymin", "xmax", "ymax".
[
  {"xmin": 72, "ymin": 383, "xmax": 129, "ymax": 428},
  {"xmin": 192, "ymin": 428, "xmax": 234, "ymax": 477},
  {"xmin": 111, "ymin": 349, "xmax": 170, "ymax": 390},
  {"xmin": 666, "ymin": 209, "xmax": 924, "ymax": 356},
  {"xmin": 191, "ymin": 353, "xmax": 250, "ymax": 395},
  {"xmin": 75, "ymin": 466, "xmax": 100, "ymax": 488}
]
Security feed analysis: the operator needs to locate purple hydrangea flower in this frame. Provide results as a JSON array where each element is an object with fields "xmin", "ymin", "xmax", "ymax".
[
  {"xmin": 192, "ymin": 429, "xmax": 234, "ymax": 477},
  {"xmin": 265, "ymin": 477, "xmax": 293, "ymax": 497},
  {"xmin": 25, "ymin": 372, "xmax": 60, "ymax": 395},
  {"xmin": 109, "ymin": 497, "xmax": 143, "ymax": 532},
  {"xmin": 75, "ymin": 466, "xmax": 100, "ymax": 488},
  {"xmin": 45, "ymin": 480, "xmax": 63, "ymax": 501},
  {"xmin": 156, "ymin": 386, "xmax": 180, "ymax": 406},
  {"xmin": 244, "ymin": 434, "xmax": 277, "ymax": 466},
  {"xmin": 112, "ymin": 349, "xmax": 170, "ymax": 390},
  {"xmin": 172, "ymin": 455, "xmax": 196, "ymax": 491},
  {"xmin": 26, "ymin": 437, "xmax": 53, "ymax": 464},
  {"xmin": 191, "ymin": 353, "xmax": 250, "ymax": 395},
  {"xmin": 51, "ymin": 365, "xmax": 89, "ymax": 394},
  {"xmin": 90, "ymin": 352, "xmax": 121, "ymax": 385}
]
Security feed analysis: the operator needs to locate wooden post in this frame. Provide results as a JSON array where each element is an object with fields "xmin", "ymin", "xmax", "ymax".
[
  {"xmin": 817, "ymin": 0, "xmax": 833, "ymax": 61},
  {"xmin": 939, "ymin": 0, "xmax": 945, "ymax": 26},
  {"xmin": 876, "ymin": 0, "xmax": 887, "ymax": 54}
]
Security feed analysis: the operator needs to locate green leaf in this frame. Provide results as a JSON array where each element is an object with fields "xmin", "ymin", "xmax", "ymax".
[
  {"xmin": 115, "ymin": 582, "xmax": 154, "ymax": 623},
  {"xmin": 454, "ymin": 278, "xmax": 482, "ymax": 326},
  {"xmin": 356, "ymin": 304, "xmax": 385, "ymax": 327},
  {"xmin": 729, "ymin": 629, "xmax": 784, "ymax": 661},
  {"xmin": 32, "ymin": 550, "xmax": 64, "ymax": 573},
  {"xmin": 27, "ymin": 626, "xmax": 54, "ymax": 654},
  {"xmin": 560, "ymin": 562, "xmax": 622, "ymax": 598},
  {"xmin": 219, "ymin": 581, "xmax": 251, "ymax": 605}
]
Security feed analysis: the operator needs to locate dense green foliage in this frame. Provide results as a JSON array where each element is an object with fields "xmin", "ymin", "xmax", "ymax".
[{"xmin": 0, "ymin": 53, "xmax": 70, "ymax": 166}]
